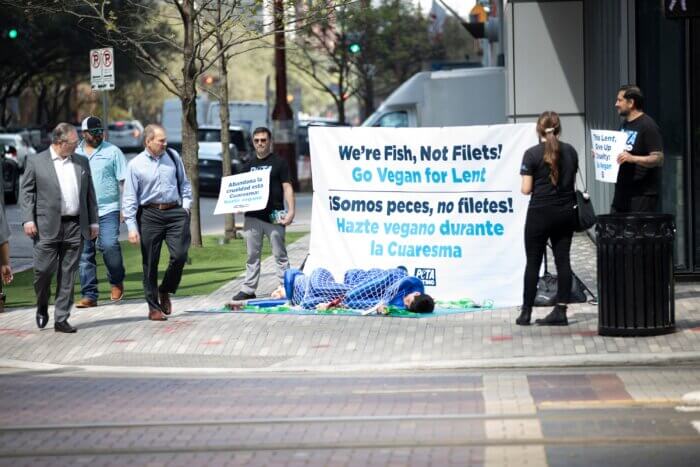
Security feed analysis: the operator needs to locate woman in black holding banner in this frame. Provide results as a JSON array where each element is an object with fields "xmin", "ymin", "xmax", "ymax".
[{"xmin": 517, "ymin": 111, "xmax": 578, "ymax": 326}]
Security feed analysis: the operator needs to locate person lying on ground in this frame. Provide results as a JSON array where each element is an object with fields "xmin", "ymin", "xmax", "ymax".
[{"xmin": 274, "ymin": 266, "xmax": 434, "ymax": 314}]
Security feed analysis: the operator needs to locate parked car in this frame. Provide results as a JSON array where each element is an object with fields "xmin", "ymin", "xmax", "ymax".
[
  {"xmin": 197, "ymin": 125, "xmax": 253, "ymax": 195},
  {"xmin": 0, "ymin": 143, "xmax": 20, "ymax": 204},
  {"xmin": 0, "ymin": 127, "xmax": 48, "ymax": 152},
  {"xmin": 0, "ymin": 132, "xmax": 36, "ymax": 172},
  {"xmin": 106, "ymin": 120, "xmax": 144, "ymax": 152}
]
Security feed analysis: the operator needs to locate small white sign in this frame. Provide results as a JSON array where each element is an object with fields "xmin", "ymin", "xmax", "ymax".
[
  {"xmin": 90, "ymin": 48, "xmax": 115, "ymax": 91},
  {"xmin": 214, "ymin": 168, "xmax": 271, "ymax": 215},
  {"xmin": 591, "ymin": 129, "xmax": 626, "ymax": 184}
]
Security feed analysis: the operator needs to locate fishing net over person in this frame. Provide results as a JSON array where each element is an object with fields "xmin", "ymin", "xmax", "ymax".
[{"xmin": 283, "ymin": 266, "xmax": 434, "ymax": 313}]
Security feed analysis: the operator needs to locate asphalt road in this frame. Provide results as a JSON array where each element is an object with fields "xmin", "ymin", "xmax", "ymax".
[{"xmin": 1, "ymin": 366, "xmax": 699, "ymax": 466}]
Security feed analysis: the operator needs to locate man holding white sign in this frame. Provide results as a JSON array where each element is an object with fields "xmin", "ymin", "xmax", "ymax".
[
  {"xmin": 611, "ymin": 85, "xmax": 664, "ymax": 213},
  {"xmin": 232, "ymin": 127, "xmax": 295, "ymax": 301}
]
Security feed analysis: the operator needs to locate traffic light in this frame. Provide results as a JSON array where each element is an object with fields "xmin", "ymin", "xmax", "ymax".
[
  {"xmin": 2, "ymin": 28, "xmax": 19, "ymax": 40},
  {"xmin": 346, "ymin": 32, "xmax": 362, "ymax": 54},
  {"xmin": 469, "ymin": 3, "xmax": 488, "ymax": 23},
  {"xmin": 201, "ymin": 74, "xmax": 218, "ymax": 87}
]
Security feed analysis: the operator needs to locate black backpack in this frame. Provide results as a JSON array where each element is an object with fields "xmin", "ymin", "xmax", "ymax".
[{"xmin": 534, "ymin": 249, "xmax": 595, "ymax": 306}]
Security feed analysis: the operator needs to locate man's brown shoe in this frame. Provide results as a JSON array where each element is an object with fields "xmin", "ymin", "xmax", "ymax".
[
  {"xmin": 110, "ymin": 284, "xmax": 124, "ymax": 301},
  {"xmin": 75, "ymin": 297, "xmax": 97, "ymax": 308},
  {"xmin": 159, "ymin": 292, "xmax": 172, "ymax": 315},
  {"xmin": 148, "ymin": 309, "xmax": 167, "ymax": 321}
]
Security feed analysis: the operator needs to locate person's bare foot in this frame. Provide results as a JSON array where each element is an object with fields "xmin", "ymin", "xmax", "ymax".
[{"xmin": 270, "ymin": 286, "xmax": 286, "ymax": 299}]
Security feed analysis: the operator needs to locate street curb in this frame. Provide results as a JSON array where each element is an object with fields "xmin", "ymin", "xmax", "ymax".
[{"xmin": 2, "ymin": 352, "xmax": 700, "ymax": 376}]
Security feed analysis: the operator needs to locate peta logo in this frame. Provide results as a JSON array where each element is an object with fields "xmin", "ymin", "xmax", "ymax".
[{"xmin": 414, "ymin": 268, "xmax": 436, "ymax": 286}]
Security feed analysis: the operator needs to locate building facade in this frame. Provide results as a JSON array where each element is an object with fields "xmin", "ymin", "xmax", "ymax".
[{"xmin": 505, "ymin": 0, "xmax": 699, "ymax": 276}]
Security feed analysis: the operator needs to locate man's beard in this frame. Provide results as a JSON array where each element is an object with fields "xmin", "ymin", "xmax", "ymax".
[{"xmin": 618, "ymin": 109, "xmax": 629, "ymax": 118}]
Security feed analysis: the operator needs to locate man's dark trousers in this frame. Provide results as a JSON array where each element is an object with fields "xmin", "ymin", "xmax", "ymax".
[
  {"xmin": 612, "ymin": 195, "xmax": 658, "ymax": 213},
  {"xmin": 137, "ymin": 206, "xmax": 191, "ymax": 312},
  {"xmin": 34, "ymin": 217, "xmax": 82, "ymax": 323}
]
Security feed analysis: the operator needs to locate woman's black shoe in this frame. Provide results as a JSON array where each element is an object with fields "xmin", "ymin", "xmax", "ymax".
[
  {"xmin": 536, "ymin": 305, "xmax": 568, "ymax": 326},
  {"xmin": 515, "ymin": 306, "xmax": 532, "ymax": 326}
]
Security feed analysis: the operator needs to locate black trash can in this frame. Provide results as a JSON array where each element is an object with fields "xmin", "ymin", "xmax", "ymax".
[{"xmin": 596, "ymin": 214, "xmax": 675, "ymax": 337}]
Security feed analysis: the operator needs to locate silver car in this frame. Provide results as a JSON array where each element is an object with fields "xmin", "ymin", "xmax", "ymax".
[
  {"xmin": 0, "ymin": 132, "xmax": 36, "ymax": 172},
  {"xmin": 106, "ymin": 120, "xmax": 144, "ymax": 151}
]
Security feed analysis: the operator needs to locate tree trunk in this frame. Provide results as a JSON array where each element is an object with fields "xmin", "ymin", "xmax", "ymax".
[
  {"xmin": 216, "ymin": 0, "xmax": 236, "ymax": 241},
  {"xmin": 338, "ymin": 93, "xmax": 345, "ymax": 124},
  {"xmin": 360, "ymin": 70, "xmax": 375, "ymax": 120},
  {"xmin": 336, "ymin": 68, "xmax": 346, "ymax": 124},
  {"xmin": 359, "ymin": 0, "xmax": 375, "ymax": 120},
  {"xmin": 180, "ymin": 0, "xmax": 203, "ymax": 247},
  {"xmin": 36, "ymin": 84, "xmax": 47, "ymax": 127},
  {"xmin": 271, "ymin": 0, "xmax": 298, "ymax": 190}
]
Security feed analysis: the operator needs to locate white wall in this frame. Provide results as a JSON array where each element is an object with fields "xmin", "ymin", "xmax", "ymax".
[{"xmin": 505, "ymin": 0, "xmax": 586, "ymax": 181}]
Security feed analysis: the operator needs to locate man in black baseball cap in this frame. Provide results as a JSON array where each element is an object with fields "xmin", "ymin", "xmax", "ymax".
[
  {"xmin": 75, "ymin": 116, "xmax": 128, "ymax": 308},
  {"xmin": 81, "ymin": 116, "xmax": 103, "ymax": 133}
]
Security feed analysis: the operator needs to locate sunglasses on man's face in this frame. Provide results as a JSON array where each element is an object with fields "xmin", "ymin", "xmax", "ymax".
[
  {"xmin": 87, "ymin": 129, "xmax": 104, "ymax": 136},
  {"xmin": 253, "ymin": 138, "xmax": 268, "ymax": 144}
]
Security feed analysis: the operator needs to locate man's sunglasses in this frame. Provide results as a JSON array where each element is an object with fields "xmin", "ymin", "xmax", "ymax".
[
  {"xmin": 87, "ymin": 129, "xmax": 104, "ymax": 136},
  {"xmin": 253, "ymin": 138, "xmax": 268, "ymax": 143}
]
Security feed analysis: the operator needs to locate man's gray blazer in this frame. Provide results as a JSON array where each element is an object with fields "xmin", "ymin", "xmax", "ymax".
[{"xmin": 20, "ymin": 149, "xmax": 98, "ymax": 240}]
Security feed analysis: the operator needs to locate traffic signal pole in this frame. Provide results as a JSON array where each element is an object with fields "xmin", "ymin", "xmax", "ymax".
[{"xmin": 271, "ymin": 0, "xmax": 298, "ymax": 189}]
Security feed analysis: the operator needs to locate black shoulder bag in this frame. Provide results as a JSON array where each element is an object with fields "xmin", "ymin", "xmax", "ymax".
[{"xmin": 574, "ymin": 171, "xmax": 596, "ymax": 232}]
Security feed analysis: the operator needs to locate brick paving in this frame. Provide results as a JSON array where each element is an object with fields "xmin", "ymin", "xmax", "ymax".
[{"xmin": 0, "ymin": 233, "xmax": 699, "ymax": 373}]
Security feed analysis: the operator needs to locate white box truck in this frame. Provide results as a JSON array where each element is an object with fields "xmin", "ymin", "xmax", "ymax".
[
  {"xmin": 362, "ymin": 67, "xmax": 506, "ymax": 128},
  {"xmin": 206, "ymin": 101, "xmax": 269, "ymax": 134},
  {"xmin": 161, "ymin": 97, "xmax": 209, "ymax": 147},
  {"xmin": 161, "ymin": 98, "xmax": 268, "ymax": 147}
]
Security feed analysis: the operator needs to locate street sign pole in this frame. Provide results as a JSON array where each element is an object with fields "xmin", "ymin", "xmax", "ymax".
[
  {"xmin": 90, "ymin": 47, "xmax": 115, "ymax": 139},
  {"xmin": 102, "ymin": 92, "xmax": 109, "ymax": 141}
]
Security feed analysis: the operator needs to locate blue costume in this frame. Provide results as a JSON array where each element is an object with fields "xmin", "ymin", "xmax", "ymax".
[{"xmin": 284, "ymin": 267, "xmax": 425, "ymax": 310}]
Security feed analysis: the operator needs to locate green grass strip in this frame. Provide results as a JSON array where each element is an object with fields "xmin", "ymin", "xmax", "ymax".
[{"xmin": 4, "ymin": 232, "xmax": 307, "ymax": 309}]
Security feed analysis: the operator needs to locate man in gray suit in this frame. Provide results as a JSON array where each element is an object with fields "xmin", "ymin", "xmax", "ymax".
[{"xmin": 21, "ymin": 123, "xmax": 99, "ymax": 333}]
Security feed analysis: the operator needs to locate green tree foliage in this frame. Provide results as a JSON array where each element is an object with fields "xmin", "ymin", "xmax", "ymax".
[
  {"xmin": 290, "ymin": 0, "xmax": 446, "ymax": 122},
  {"xmin": 0, "ymin": 1, "xmax": 172, "ymax": 127},
  {"xmin": 355, "ymin": 0, "xmax": 442, "ymax": 97},
  {"xmin": 288, "ymin": 3, "xmax": 358, "ymax": 124}
]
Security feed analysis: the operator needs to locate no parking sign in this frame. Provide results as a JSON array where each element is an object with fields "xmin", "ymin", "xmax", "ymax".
[{"xmin": 90, "ymin": 48, "xmax": 115, "ymax": 91}]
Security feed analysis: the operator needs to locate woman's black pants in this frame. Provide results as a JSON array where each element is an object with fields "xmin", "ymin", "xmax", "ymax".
[{"xmin": 523, "ymin": 204, "xmax": 576, "ymax": 307}]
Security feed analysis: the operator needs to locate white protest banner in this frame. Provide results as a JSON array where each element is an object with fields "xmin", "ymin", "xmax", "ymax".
[
  {"xmin": 213, "ymin": 167, "xmax": 270, "ymax": 215},
  {"xmin": 307, "ymin": 124, "xmax": 537, "ymax": 307},
  {"xmin": 591, "ymin": 129, "xmax": 626, "ymax": 183}
]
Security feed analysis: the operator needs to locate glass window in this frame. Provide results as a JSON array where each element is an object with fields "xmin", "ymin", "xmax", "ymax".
[
  {"xmin": 230, "ymin": 130, "xmax": 246, "ymax": 152},
  {"xmin": 197, "ymin": 129, "xmax": 221, "ymax": 142},
  {"xmin": 108, "ymin": 123, "xmax": 134, "ymax": 131},
  {"xmin": 636, "ymin": 0, "xmax": 688, "ymax": 269},
  {"xmin": 375, "ymin": 111, "xmax": 408, "ymax": 128}
]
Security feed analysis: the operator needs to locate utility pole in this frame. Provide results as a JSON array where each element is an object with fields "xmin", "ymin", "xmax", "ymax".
[{"xmin": 271, "ymin": 0, "xmax": 297, "ymax": 189}]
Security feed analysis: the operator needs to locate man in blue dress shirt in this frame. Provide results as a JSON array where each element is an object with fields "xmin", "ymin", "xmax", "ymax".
[
  {"xmin": 75, "ymin": 116, "xmax": 128, "ymax": 308},
  {"xmin": 122, "ymin": 124, "xmax": 192, "ymax": 321}
]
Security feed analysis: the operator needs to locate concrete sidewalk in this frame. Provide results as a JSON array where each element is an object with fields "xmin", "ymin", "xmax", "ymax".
[{"xmin": 1, "ymin": 233, "xmax": 699, "ymax": 374}]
